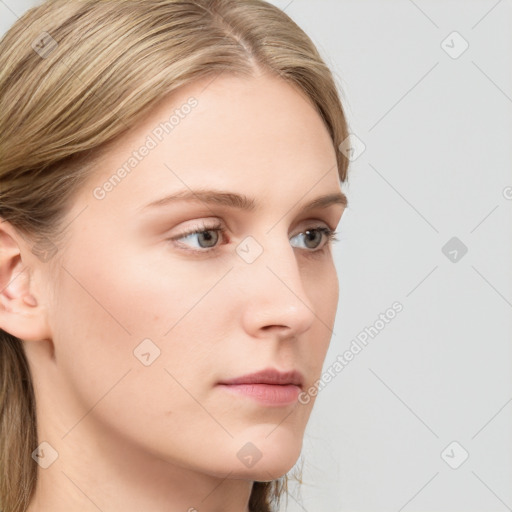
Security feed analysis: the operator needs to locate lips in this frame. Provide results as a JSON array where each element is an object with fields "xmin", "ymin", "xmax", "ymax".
[
  {"xmin": 218, "ymin": 368, "xmax": 304, "ymax": 389},
  {"xmin": 217, "ymin": 368, "xmax": 304, "ymax": 406}
]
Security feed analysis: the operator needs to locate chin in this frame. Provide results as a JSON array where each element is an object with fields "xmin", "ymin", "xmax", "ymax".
[
  {"xmin": 224, "ymin": 430, "xmax": 304, "ymax": 480},
  {"xmin": 248, "ymin": 456, "xmax": 300, "ymax": 481}
]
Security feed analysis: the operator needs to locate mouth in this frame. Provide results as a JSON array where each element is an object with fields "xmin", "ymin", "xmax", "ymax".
[{"xmin": 217, "ymin": 368, "xmax": 304, "ymax": 407}]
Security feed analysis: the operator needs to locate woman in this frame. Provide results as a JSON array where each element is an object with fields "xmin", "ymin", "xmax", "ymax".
[{"xmin": 0, "ymin": 1, "xmax": 350, "ymax": 510}]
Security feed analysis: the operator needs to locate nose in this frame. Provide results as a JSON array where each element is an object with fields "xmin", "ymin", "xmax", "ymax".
[{"xmin": 238, "ymin": 236, "xmax": 317, "ymax": 340}]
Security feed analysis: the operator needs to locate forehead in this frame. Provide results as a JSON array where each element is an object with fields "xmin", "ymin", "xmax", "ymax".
[{"xmin": 80, "ymin": 72, "xmax": 340, "ymax": 213}]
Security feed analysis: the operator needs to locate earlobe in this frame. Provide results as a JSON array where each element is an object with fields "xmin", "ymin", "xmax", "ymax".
[{"xmin": 0, "ymin": 221, "xmax": 50, "ymax": 342}]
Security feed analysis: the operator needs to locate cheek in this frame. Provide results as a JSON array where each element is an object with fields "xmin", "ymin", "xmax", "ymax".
[
  {"xmin": 49, "ymin": 268, "xmax": 228, "ymax": 470},
  {"xmin": 51, "ymin": 241, "xmax": 226, "ymax": 388},
  {"xmin": 49, "ymin": 243, "xmax": 238, "ymax": 446},
  {"xmin": 300, "ymin": 257, "xmax": 339, "ymax": 374},
  {"xmin": 306, "ymin": 255, "xmax": 339, "ymax": 327},
  {"xmin": 54, "ymin": 234, "xmax": 230, "ymax": 340}
]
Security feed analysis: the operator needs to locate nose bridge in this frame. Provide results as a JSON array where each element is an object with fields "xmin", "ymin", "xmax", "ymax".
[{"xmin": 236, "ymin": 231, "xmax": 316, "ymax": 336}]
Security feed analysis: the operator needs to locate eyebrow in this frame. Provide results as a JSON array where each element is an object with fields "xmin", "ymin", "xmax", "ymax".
[{"xmin": 140, "ymin": 188, "xmax": 348, "ymax": 212}]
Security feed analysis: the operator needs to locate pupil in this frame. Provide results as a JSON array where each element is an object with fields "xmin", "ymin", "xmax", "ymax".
[
  {"xmin": 305, "ymin": 230, "xmax": 321, "ymax": 249},
  {"xmin": 199, "ymin": 230, "xmax": 218, "ymax": 248}
]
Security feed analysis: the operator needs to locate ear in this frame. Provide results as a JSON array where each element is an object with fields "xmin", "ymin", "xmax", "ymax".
[{"xmin": 0, "ymin": 220, "xmax": 51, "ymax": 342}]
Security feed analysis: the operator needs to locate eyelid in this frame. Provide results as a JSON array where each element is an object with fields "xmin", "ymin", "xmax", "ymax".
[{"xmin": 170, "ymin": 220, "xmax": 225, "ymax": 240}]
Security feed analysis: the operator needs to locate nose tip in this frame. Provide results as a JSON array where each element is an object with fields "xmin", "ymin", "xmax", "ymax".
[
  {"xmin": 239, "ymin": 258, "xmax": 317, "ymax": 339},
  {"xmin": 265, "ymin": 263, "xmax": 317, "ymax": 332}
]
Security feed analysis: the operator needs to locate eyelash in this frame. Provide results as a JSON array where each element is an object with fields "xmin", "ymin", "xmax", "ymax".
[{"xmin": 168, "ymin": 221, "xmax": 339, "ymax": 256}]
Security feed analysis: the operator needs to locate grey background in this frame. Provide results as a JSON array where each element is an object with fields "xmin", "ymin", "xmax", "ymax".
[{"xmin": 1, "ymin": 1, "xmax": 511, "ymax": 511}]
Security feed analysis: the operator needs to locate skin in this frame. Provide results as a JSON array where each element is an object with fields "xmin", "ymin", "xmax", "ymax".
[{"xmin": 0, "ymin": 70, "xmax": 346, "ymax": 511}]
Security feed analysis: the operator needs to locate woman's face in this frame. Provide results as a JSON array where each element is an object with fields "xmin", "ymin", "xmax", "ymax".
[{"xmin": 37, "ymin": 71, "xmax": 346, "ymax": 480}]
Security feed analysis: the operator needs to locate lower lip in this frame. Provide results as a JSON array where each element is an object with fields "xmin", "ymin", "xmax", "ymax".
[{"xmin": 218, "ymin": 383, "xmax": 301, "ymax": 406}]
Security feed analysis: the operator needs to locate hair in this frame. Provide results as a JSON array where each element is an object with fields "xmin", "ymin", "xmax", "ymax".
[{"xmin": 0, "ymin": 0, "xmax": 350, "ymax": 510}]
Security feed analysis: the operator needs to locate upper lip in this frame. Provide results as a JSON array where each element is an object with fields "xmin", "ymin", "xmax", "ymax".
[{"xmin": 218, "ymin": 368, "xmax": 304, "ymax": 389}]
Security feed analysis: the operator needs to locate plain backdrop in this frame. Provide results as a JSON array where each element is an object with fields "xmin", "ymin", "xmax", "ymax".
[{"xmin": 1, "ymin": 1, "xmax": 511, "ymax": 511}]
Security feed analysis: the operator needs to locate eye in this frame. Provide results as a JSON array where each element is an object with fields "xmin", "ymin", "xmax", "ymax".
[
  {"xmin": 169, "ymin": 221, "xmax": 226, "ymax": 252},
  {"xmin": 178, "ymin": 229, "xmax": 220, "ymax": 249},
  {"xmin": 168, "ymin": 222, "xmax": 338, "ymax": 255},
  {"xmin": 290, "ymin": 226, "xmax": 338, "ymax": 251}
]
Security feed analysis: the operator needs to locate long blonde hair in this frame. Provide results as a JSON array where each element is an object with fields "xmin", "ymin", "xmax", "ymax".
[{"xmin": 0, "ymin": 1, "xmax": 349, "ymax": 510}]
